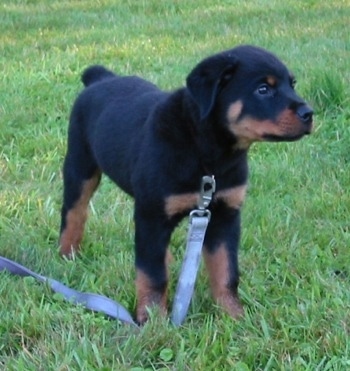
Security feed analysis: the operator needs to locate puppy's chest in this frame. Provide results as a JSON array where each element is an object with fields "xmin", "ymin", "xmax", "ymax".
[{"xmin": 164, "ymin": 184, "xmax": 247, "ymax": 218}]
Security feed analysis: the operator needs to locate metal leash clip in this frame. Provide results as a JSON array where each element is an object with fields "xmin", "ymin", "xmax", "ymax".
[{"xmin": 190, "ymin": 175, "xmax": 216, "ymax": 220}]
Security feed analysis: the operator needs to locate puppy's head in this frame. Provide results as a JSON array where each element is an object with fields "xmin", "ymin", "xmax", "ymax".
[{"xmin": 186, "ymin": 45, "xmax": 313, "ymax": 148}]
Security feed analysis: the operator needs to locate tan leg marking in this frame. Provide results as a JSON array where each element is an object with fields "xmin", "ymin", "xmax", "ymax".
[
  {"xmin": 135, "ymin": 248, "xmax": 170, "ymax": 324},
  {"xmin": 203, "ymin": 244, "xmax": 243, "ymax": 318},
  {"xmin": 215, "ymin": 184, "xmax": 247, "ymax": 210},
  {"xmin": 164, "ymin": 193, "xmax": 199, "ymax": 218},
  {"xmin": 135, "ymin": 269, "xmax": 167, "ymax": 324},
  {"xmin": 59, "ymin": 172, "xmax": 100, "ymax": 258}
]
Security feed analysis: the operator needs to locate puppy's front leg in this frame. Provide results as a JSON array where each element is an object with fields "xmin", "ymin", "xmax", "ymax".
[
  {"xmin": 134, "ymin": 208, "xmax": 174, "ymax": 324},
  {"xmin": 203, "ymin": 208, "xmax": 244, "ymax": 319}
]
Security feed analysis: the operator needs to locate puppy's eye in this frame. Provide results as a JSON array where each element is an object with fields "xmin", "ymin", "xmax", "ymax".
[{"xmin": 256, "ymin": 84, "xmax": 270, "ymax": 95}]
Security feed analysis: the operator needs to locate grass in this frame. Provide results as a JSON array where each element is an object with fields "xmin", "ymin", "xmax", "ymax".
[{"xmin": 1, "ymin": 0, "xmax": 350, "ymax": 369}]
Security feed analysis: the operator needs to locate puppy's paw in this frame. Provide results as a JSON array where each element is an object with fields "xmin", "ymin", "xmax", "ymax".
[{"xmin": 216, "ymin": 294, "xmax": 244, "ymax": 319}]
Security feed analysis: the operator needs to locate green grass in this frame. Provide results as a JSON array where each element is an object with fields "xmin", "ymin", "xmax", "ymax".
[{"xmin": 1, "ymin": 0, "xmax": 350, "ymax": 369}]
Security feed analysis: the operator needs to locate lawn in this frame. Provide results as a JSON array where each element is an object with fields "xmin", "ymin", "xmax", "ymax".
[{"xmin": 1, "ymin": 0, "xmax": 350, "ymax": 369}]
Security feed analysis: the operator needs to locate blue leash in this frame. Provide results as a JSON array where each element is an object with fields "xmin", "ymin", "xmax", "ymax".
[
  {"xmin": 0, "ymin": 176, "xmax": 215, "ymax": 327},
  {"xmin": 0, "ymin": 256, "xmax": 137, "ymax": 326}
]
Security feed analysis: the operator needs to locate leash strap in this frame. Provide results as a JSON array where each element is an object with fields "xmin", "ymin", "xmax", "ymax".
[
  {"xmin": 0, "ymin": 256, "xmax": 137, "ymax": 327},
  {"xmin": 171, "ymin": 176, "xmax": 216, "ymax": 326},
  {"xmin": 170, "ymin": 212, "xmax": 210, "ymax": 325},
  {"xmin": 0, "ymin": 176, "xmax": 215, "ymax": 327}
]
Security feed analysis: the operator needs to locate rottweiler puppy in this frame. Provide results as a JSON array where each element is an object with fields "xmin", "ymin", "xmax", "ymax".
[{"xmin": 59, "ymin": 45, "xmax": 313, "ymax": 323}]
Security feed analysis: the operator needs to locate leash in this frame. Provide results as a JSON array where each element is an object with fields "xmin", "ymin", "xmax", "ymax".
[
  {"xmin": 171, "ymin": 175, "xmax": 215, "ymax": 325},
  {"xmin": 0, "ymin": 176, "xmax": 215, "ymax": 327},
  {"xmin": 0, "ymin": 255, "xmax": 138, "ymax": 326}
]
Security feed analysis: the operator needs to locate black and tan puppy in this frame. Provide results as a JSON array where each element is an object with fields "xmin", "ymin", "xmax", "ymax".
[{"xmin": 59, "ymin": 45, "xmax": 313, "ymax": 323}]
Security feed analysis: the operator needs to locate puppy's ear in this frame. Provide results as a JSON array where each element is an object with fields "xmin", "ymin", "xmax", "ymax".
[{"xmin": 186, "ymin": 53, "xmax": 238, "ymax": 119}]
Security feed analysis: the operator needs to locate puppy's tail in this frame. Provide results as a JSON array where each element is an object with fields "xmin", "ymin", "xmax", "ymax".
[{"xmin": 81, "ymin": 65, "xmax": 116, "ymax": 87}]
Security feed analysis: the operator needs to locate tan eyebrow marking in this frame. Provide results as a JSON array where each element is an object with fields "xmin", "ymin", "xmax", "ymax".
[{"xmin": 266, "ymin": 75, "xmax": 277, "ymax": 87}]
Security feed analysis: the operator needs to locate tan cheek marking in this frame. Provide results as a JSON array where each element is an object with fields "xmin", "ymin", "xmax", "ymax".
[
  {"xmin": 230, "ymin": 113, "xmax": 303, "ymax": 149},
  {"xmin": 135, "ymin": 269, "xmax": 167, "ymax": 324},
  {"xmin": 227, "ymin": 100, "xmax": 243, "ymax": 124},
  {"xmin": 164, "ymin": 193, "xmax": 199, "ymax": 218},
  {"xmin": 215, "ymin": 184, "xmax": 247, "ymax": 210},
  {"xmin": 227, "ymin": 100, "xmax": 258, "ymax": 149},
  {"xmin": 59, "ymin": 173, "xmax": 100, "ymax": 258},
  {"xmin": 230, "ymin": 117, "xmax": 276, "ymax": 139},
  {"xmin": 230, "ymin": 108, "xmax": 307, "ymax": 148},
  {"xmin": 203, "ymin": 244, "xmax": 243, "ymax": 318},
  {"xmin": 229, "ymin": 117, "xmax": 268, "ymax": 148}
]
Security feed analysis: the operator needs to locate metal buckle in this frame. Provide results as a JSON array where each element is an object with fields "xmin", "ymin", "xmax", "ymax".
[
  {"xmin": 198, "ymin": 175, "xmax": 216, "ymax": 210},
  {"xmin": 189, "ymin": 176, "xmax": 215, "ymax": 222}
]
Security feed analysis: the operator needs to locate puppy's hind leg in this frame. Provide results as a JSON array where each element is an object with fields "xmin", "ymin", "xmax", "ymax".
[{"xmin": 59, "ymin": 144, "xmax": 101, "ymax": 258}]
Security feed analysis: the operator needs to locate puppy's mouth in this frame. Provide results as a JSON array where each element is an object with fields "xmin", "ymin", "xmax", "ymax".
[{"xmin": 263, "ymin": 131, "xmax": 310, "ymax": 142}]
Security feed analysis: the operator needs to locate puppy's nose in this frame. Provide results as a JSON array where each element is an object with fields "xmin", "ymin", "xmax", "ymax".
[{"xmin": 297, "ymin": 105, "xmax": 313, "ymax": 125}]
